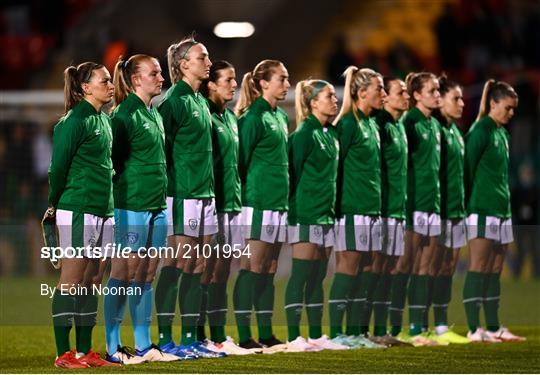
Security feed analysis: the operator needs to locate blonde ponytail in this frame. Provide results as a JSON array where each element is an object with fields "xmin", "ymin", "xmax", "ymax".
[
  {"xmin": 294, "ymin": 80, "xmax": 309, "ymax": 125},
  {"xmin": 113, "ymin": 57, "xmax": 131, "ymax": 106},
  {"xmin": 234, "ymin": 59, "xmax": 284, "ymax": 116},
  {"xmin": 235, "ymin": 72, "xmax": 259, "ymax": 116},
  {"xmin": 475, "ymin": 79, "xmax": 518, "ymax": 122},
  {"xmin": 476, "ymin": 79, "xmax": 496, "ymax": 122},
  {"xmin": 334, "ymin": 66, "xmax": 358, "ymax": 125},
  {"xmin": 334, "ymin": 66, "xmax": 381, "ymax": 124}
]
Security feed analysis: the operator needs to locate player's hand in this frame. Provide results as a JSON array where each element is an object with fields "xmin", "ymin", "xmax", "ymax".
[{"xmin": 43, "ymin": 207, "xmax": 56, "ymax": 221}]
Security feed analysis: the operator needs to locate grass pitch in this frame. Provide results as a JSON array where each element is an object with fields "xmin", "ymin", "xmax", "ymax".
[{"xmin": 1, "ymin": 277, "xmax": 539, "ymax": 373}]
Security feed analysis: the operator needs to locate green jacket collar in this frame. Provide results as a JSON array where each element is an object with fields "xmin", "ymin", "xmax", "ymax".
[
  {"xmin": 207, "ymin": 98, "xmax": 223, "ymax": 115},
  {"xmin": 126, "ymin": 92, "xmax": 148, "ymax": 109},
  {"xmin": 483, "ymin": 115, "xmax": 499, "ymax": 130},
  {"xmin": 171, "ymin": 79, "xmax": 196, "ymax": 98},
  {"xmin": 409, "ymin": 106, "xmax": 431, "ymax": 121},
  {"xmin": 377, "ymin": 108, "xmax": 395, "ymax": 125},
  {"xmin": 77, "ymin": 99, "xmax": 99, "ymax": 115},
  {"xmin": 253, "ymin": 96, "xmax": 275, "ymax": 112},
  {"xmin": 356, "ymin": 108, "xmax": 368, "ymax": 120}
]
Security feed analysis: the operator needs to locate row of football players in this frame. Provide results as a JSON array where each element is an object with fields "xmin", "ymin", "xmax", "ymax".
[{"xmin": 46, "ymin": 36, "xmax": 523, "ymax": 368}]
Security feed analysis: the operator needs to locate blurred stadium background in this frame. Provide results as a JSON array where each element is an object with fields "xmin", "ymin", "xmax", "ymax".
[{"xmin": 0, "ymin": 0, "xmax": 539, "ymax": 278}]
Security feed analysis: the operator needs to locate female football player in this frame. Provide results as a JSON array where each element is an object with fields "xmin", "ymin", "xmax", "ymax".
[
  {"xmin": 232, "ymin": 59, "xmax": 290, "ymax": 352},
  {"xmin": 155, "ymin": 36, "xmax": 223, "ymax": 358},
  {"xmin": 199, "ymin": 60, "xmax": 253, "ymax": 355},
  {"xmin": 104, "ymin": 54, "xmax": 179, "ymax": 363},
  {"xmin": 329, "ymin": 67, "xmax": 386, "ymax": 349},
  {"xmin": 47, "ymin": 62, "xmax": 117, "ymax": 368},
  {"xmin": 391, "ymin": 72, "xmax": 441, "ymax": 346},
  {"xmin": 284, "ymin": 79, "xmax": 347, "ymax": 351},
  {"xmin": 463, "ymin": 80, "xmax": 524, "ymax": 343},
  {"xmin": 371, "ymin": 77, "xmax": 410, "ymax": 346},
  {"xmin": 427, "ymin": 74, "xmax": 470, "ymax": 344}
]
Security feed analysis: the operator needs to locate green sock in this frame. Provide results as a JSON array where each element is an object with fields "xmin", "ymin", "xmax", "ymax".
[
  {"xmin": 389, "ymin": 272, "xmax": 409, "ymax": 336},
  {"xmin": 285, "ymin": 259, "xmax": 314, "ymax": 341},
  {"xmin": 198, "ymin": 284, "xmax": 208, "ymax": 341},
  {"xmin": 373, "ymin": 273, "xmax": 392, "ymax": 337},
  {"xmin": 329, "ymin": 272, "xmax": 354, "ymax": 338},
  {"xmin": 423, "ymin": 275, "xmax": 435, "ymax": 330},
  {"xmin": 155, "ymin": 266, "xmax": 181, "ymax": 346},
  {"xmin": 208, "ymin": 282, "xmax": 227, "ymax": 343},
  {"xmin": 433, "ymin": 275, "xmax": 452, "ymax": 327},
  {"xmin": 305, "ymin": 259, "xmax": 328, "ymax": 339},
  {"xmin": 233, "ymin": 269, "xmax": 253, "ymax": 343},
  {"xmin": 359, "ymin": 272, "xmax": 380, "ymax": 335},
  {"xmin": 406, "ymin": 274, "xmax": 418, "ymax": 335},
  {"xmin": 74, "ymin": 290, "xmax": 98, "ymax": 354},
  {"xmin": 408, "ymin": 275, "xmax": 427, "ymax": 336},
  {"xmin": 254, "ymin": 273, "xmax": 275, "ymax": 341},
  {"xmin": 52, "ymin": 289, "xmax": 75, "ymax": 356},
  {"xmin": 345, "ymin": 272, "xmax": 365, "ymax": 336},
  {"xmin": 483, "ymin": 273, "xmax": 501, "ymax": 332},
  {"xmin": 179, "ymin": 273, "xmax": 201, "ymax": 345},
  {"xmin": 463, "ymin": 271, "xmax": 484, "ymax": 332}
]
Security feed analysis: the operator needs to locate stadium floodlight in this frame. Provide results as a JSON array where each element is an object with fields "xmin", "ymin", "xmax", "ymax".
[{"xmin": 213, "ymin": 22, "xmax": 255, "ymax": 38}]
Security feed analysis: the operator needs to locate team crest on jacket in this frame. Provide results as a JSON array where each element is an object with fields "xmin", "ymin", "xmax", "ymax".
[
  {"xmin": 143, "ymin": 123, "xmax": 150, "ymax": 130},
  {"xmin": 193, "ymin": 110, "xmax": 200, "ymax": 118}
]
